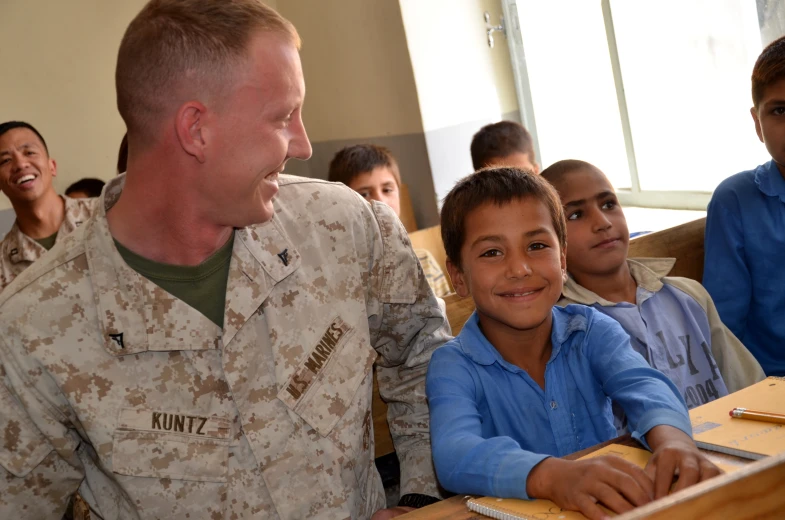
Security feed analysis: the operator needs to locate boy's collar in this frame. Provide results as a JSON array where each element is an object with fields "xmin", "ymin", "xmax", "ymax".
[
  {"xmin": 562, "ymin": 257, "xmax": 676, "ymax": 307},
  {"xmin": 456, "ymin": 308, "xmax": 586, "ymax": 368},
  {"xmin": 754, "ymin": 160, "xmax": 785, "ymax": 203}
]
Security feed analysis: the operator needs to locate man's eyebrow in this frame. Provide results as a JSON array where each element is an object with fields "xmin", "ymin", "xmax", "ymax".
[{"xmin": 0, "ymin": 142, "xmax": 38, "ymax": 157}]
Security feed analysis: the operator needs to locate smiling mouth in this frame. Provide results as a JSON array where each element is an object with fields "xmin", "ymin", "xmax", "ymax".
[
  {"xmin": 15, "ymin": 174, "xmax": 36, "ymax": 186},
  {"xmin": 497, "ymin": 288, "xmax": 544, "ymax": 299}
]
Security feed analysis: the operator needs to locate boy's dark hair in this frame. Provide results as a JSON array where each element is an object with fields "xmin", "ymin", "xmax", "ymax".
[
  {"xmin": 65, "ymin": 178, "xmax": 106, "ymax": 198},
  {"xmin": 328, "ymin": 144, "xmax": 401, "ymax": 187},
  {"xmin": 0, "ymin": 121, "xmax": 49, "ymax": 154},
  {"xmin": 441, "ymin": 167, "xmax": 567, "ymax": 270},
  {"xmin": 752, "ymin": 35, "xmax": 785, "ymax": 109},
  {"xmin": 540, "ymin": 159, "xmax": 597, "ymax": 186},
  {"xmin": 470, "ymin": 121, "xmax": 535, "ymax": 171}
]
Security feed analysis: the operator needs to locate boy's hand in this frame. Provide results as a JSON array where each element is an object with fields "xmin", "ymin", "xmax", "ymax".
[
  {"xmin": 645, "ymin": 425, "xmax": 723, "ymax": 498},
  {"xmin": 527, "ymin": 456, "xmax": 654, "ymax": 520}
]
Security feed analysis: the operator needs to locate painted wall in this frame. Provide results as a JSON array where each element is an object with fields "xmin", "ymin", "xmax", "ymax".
[
  {"xmin": 399, "ymin": 0, "xmax": 520, "ymax": 202},
  {"xmin": 276, "ymin": 0, "xmax": 439, "ymax": 228},
  {"xmin": 0, "ymin": 0, "xmax": 149, "ymax": 218}
]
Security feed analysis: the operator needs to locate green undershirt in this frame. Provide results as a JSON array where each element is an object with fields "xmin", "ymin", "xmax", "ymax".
[
  {"xmin": 114, "ymin": 234, "xmax": 234, "ymax": 328},
  {"xmin": 34, "ymin": 231, "xmax": 58, "ymax": 251}
]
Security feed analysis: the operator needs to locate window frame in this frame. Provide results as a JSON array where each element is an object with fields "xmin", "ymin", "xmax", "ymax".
[{"xmin": 501, "ymin": 0, "xmax": 777, "ymax": 211}]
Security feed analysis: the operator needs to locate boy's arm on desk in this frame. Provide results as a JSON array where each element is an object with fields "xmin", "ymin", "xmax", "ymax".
[
  {"xmin": 397, "ymin": 436, "xmax": 639, "ymax": 519},
  {"xmin": 398, "ymin": 435, "xmax": 750, "ymax": 519}
]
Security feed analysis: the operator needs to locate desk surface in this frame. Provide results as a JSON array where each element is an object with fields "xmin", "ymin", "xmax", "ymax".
[{"xmin": 399, "ymin": 435, "xmax": 751, "ymax": 520}]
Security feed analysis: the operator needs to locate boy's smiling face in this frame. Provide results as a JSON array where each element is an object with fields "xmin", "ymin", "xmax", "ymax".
[
  {"xmin": 752, "ymin": 77, "xmax": 785, "ymax": 175},
  {"xmin": 551, "ymin": 166, "xmax": 629, "ymax": 279},
  {"xmin": 448, "ymin": 197, "xmax": 566, "ymax": 337}
]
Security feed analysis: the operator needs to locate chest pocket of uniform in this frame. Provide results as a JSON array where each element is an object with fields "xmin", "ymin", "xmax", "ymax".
[
  {"xmin": 277, "ymin": 317, "xmax": 378, "ymax": 437},
  {"xmin": 111, "ymin": 407, "xmax": 231, "ymax": 483}
]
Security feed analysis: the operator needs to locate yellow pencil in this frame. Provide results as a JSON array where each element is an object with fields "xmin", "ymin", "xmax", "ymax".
[{"xmin": 729, "ymin": 407, "xmax": 785, "ymax": 425}]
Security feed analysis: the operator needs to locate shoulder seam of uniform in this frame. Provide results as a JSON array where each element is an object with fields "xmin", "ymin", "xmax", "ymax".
[
  {"xmin": 0, "ymin": 245, "xmax": 87, "ymax": 308},
  {"xmin": 278, "ymin": 175, "xmax": 337, "ymax": 187}
]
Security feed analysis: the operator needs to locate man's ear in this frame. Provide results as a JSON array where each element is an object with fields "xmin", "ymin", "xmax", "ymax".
[
  {"xmin": 49, "ymin": 158, "xmax": 57, "ymax": 177},
  {"xmin": 751, "ymin": 106, "xmax": 764, "ymax": 143},
  {"xmin": 446, "ymin": 258, "xmax": 470, "ymax": 298},
  {"xmin": 175, "ymin": 101, "xmax": 209, "ymax": 163}
]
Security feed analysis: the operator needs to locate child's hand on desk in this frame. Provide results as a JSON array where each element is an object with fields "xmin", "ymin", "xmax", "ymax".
[
  {"xmin": 645, "ymin": 425, "xmax": 723, "ymax": 498},
  {"xmin": 527, "ymin": 456, "xmax": 654, "ymax": 520}
]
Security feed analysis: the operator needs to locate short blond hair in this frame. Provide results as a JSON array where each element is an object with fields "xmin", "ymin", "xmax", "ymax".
[{"xmin": 116, "ymin": 0, "xmax": 300, "ymax": 137}]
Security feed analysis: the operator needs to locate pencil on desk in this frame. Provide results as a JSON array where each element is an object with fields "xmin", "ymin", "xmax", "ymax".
[{"xmin": 730, "ymin": 407, "xmax": 785, "ymax": 425}]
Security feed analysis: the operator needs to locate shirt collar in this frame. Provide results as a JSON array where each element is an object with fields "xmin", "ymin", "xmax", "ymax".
[
  {"xmin": 2, "ymin": 221, "xmax": 42, "ymax": 264},
  {"xmin": 85, "ymin": 174, "xmax": 302, "ymax": 355},
  {"xmin": 561, "ymin": 257, "xmax": 675, "ymax": 307},
  {"xmin": 455, "ymin": 307, "xmax": 587, "ymax": 369},
  {"xmin": 754, "ymin": 160, "xmax": 785, "ymax": 202},
  {"xmin": 3, "ymin": 195, "xmax": 87, "ymax": 264}
]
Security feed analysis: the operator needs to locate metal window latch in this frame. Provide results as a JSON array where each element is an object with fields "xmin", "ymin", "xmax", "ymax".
[{"xmin": 484, "ymin": 11, "xmax": 506, "ymax": 48}]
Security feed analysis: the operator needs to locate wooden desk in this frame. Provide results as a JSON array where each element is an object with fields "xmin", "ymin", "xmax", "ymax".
[{"xmin": 399, "ymin": 435, "xmax": 752, "ymax": 520}]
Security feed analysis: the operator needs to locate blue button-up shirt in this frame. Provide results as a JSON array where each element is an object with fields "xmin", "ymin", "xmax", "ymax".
[
  {"xmin": 704, "ymin": 160, "xmax": 785, "ymax": 376},
  {"xmin": 426, "ymin": 305, "xmax": 691, "ymax": 500}
]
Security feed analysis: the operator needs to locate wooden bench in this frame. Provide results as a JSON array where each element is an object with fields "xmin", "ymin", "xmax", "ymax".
[
  {"xmin": 628, "ymin": 217, "xmax": 706, "ymax": 281},
  {"xmin": 373, "ymin": 217, "xmax": 708, "ymax": 459},
  {"xmin": 408, "ymin": 225, "xmax": 452, "ymax": 293},
  {"xmin": 399, "ymin": 183, "xmax": 418, "ymax": 233}
]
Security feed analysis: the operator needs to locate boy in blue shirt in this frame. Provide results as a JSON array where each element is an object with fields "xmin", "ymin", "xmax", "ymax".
[
  {"xmin": 427, "ymin": 168, "xmax": 720, "ymax": 520},
  {"xmin": 704, "ymin": 35, "xmax": 785, "ymax": 376},
  {"xmin": 540, "ymin": 160, "xmax": 763, "ymax": 411}
]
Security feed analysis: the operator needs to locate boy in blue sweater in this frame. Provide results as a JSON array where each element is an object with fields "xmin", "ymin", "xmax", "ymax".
[
  {"xmin": 704, "ymin": 35, "xmax": 785, "ymax": 376},
  {"xmin": 427, "ymin": 168, "xmax": 720, "ymax": 520}
]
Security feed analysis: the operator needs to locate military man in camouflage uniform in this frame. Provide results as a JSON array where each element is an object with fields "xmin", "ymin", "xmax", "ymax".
[
  {"xmin": 0, "ymin": 121, "xmax": 98, "ymax": 291},
  {"xmin": 0, "ymin": 1, "xmax": 448, "ymax": 519}
]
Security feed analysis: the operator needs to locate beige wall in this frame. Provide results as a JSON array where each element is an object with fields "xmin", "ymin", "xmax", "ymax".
[
  {"xmin": 399, "ymin": 0, "xmax": 518, "ymax": 132},
  {"xmin": 277, "ymin": 0, "xmax": 424, "ymax": 143},
  {"xmin": 276, "ymin": 0, "xmax": 440, "ymax": 228},
  {"xmin": 398, "ymin": 0, "xmax": 520, "ymax": 200},
  {"xmin": 0, "ymin": 0, "xmax": 150, "ymax": 212}
]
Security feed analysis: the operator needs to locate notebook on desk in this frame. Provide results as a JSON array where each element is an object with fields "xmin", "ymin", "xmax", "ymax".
[
  {"xmin": 690, "ymin": 376, "xmax": 785, "ymax": 460},
  {"xmin": 466, "ymin": 444, "xmax": 649, "ymax": 520}
]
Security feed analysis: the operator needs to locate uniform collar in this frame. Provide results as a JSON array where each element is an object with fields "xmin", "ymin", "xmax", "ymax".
[
  {"xmin": 561, "ymin": 257, "xmax": 676, "ymax": 307},
  {"xmin": 85, "ymin": 175, "xmax": 301, "ymax": 356},
  {"xmin": 754, "ymin": 160, "xmax": 785, "ymax": 203},
  {"xmin": 3, "ymin": 195, "xmax": 88, "ymax": 264}
]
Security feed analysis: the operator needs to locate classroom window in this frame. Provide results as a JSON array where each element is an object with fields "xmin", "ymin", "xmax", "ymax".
[{"xmin": 503, "ymin": 0, "xmax": 785, "ymax": 209}]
